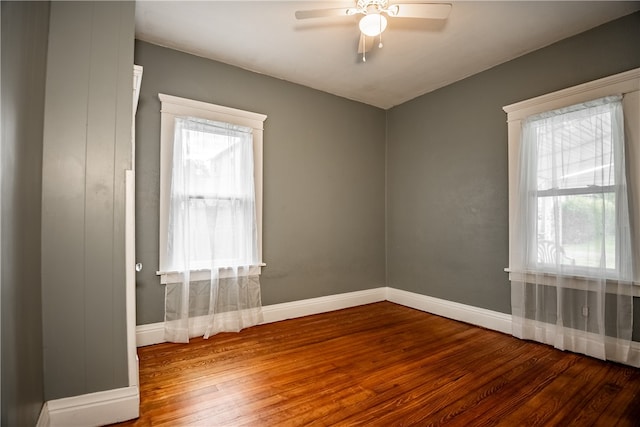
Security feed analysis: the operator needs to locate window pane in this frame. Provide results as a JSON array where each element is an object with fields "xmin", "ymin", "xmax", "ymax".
[
  {"xmin": 168, "ymin": 116, "xmax": 257, "ymax": 270},
  {"xmin": 535, "ymin": 109, "xmax": 614, "ymax": 191},
  {"xmin": 183, "ymin": 128, "xmax": 248, "ymax": 198},
  {"xmin": 537, "ymin": 193, "xmax": 615, "ymax": 269},
  {"xmin": 530, "ymin": 100, "xmax": 620, "ymax": 272}
]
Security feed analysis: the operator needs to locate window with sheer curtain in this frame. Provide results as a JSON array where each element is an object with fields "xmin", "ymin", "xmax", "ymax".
[
  {"xmin": 167, "ymin": 117, "xmax": 258, "ymax": 271},
  {"xmin": 522, "ymin": 97, "xmax": 630, "ymax": 278},
  {"xmin": 158, "ymin": 94, "xmax": 267, "ymax": 342},
  {"xmin": 504, "ymin": 68, "xmax": 639, "ymax": 367}
]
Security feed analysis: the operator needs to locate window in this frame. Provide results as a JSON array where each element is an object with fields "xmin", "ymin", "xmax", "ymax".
[
  {"xmin": 158, "ymin": 94, "xmax": 267, "ymax": 284},
  {"xmin": 504, "ymin": 68, "xmax": 640, "ymax": 286},
  {"xmin": 524, "ymin": 97, "xmax": 623, "ymax": 273},
  {"xmin": 505, "ymin": 70, "xmax": 640, "ymax": 366}
]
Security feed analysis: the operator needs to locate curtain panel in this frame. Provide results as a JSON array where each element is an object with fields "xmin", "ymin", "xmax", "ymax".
[
  {"xmin": 510, "ymin": 96, "xmax": 635, "ymax": 364},
  {"xmin": 164, "ymin": 117, "xmax": 263, "ymax": 343}
]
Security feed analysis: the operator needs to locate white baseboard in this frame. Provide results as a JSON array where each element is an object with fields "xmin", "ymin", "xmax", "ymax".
[
  {"xmin": 39, "ymin": 386, "xmax": 139, "ymax": 427},
  {"xmin": 136, "ymin": 287, "xmax": 387, "ymax": 347},
  {"xmin": 135, "ymin": 287, "xmax": 640, "ymax": 367},
  {"xmin": 36, "ymin": 403, "xmax": 50, "ymax": 427},
  {"xmin": 261, "ymin": 287, "xmax": 386, "ymax": 324},
  {"xmin": 628, "ymin": 340, "xmax": 640, "ymax": 367},
  {"xmin": 385, "ymin": 287, "xmax": 513, "ymax": 335},
  {"xmin": 136, "ymin": 322, "xmax": 166, "ymax": 347}
]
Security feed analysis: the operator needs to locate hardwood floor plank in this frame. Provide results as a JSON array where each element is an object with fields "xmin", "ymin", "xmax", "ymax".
[
  {"xmin": 341, "ymin": 338, "xmax": 561, "ymax": 426},
  {"xmin": 416, "ymin": 350, "xmax": 565, "ymax": 426},
  {"xmin": 110, "ymin": 302, "xmax": 640, "ymax": 426},
  {"xmin": 585, "ymin": 364, "xmax": 640, "ymax": 427},
  {"xmin": 492, "ymin": 356, "xmax": 596, "ymax": 427},
  {"xmin": 328, "ymin": 336, "xmax": 534, "ymax": 425}
]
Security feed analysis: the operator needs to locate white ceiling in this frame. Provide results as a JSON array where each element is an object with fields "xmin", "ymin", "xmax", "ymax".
[{"xmin": 135, "ymin": 1, "xmax": 640, "ymax": 109}]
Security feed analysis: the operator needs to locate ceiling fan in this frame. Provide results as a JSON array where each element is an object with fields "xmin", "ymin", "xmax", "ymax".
[{"xmin": 295, "ymin": 1, "xmax": 452, "ymax": 62}]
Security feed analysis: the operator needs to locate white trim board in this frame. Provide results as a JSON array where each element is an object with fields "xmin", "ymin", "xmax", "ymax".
[
  {"xmin": 503, "ymin": 67, "xmax": 640, "ymax": 120},
  {"xmin": 137, "ymin": 285, "xmax": 640, "ymax": 364},
  {"xmin": 136, "ymin": 287, "xmax": 387, "ymax": 347},
  {"xmin": 262, "ymin": 287, "xmax": 386, "ymax": 324},
  {"xmin": 385, "ymin": 287, "xmax": 513, "ymax": 335},
  {"xmin": 38, "ymin": 386, "xmax": 139, "ymax": 427},
  {"xmin": 136, "ymin": 322, "xmax": 167, "ymax": 348},
  {"xmin": 36, "ymin": 404, "xmax": 50, "ymax": 427},
  {"xmin": 135, "ymin": 287, "xmax": 511, "ymax": 347}
]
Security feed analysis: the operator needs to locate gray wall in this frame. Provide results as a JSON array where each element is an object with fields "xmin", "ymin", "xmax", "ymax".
[
  {"xmin": 41, "ymin": 1, "xmax": 134, "ymax": 400},
  {"xmin": 386, "ymin": 13, "xmax": 640, "ymax": 320},
  {"xmin": 1, "ymin": 1, "xmax": 49, "ymax": 424},
  {"xmin": 134, "ymin": 41, "xmax": 387, "ymax": 325}
]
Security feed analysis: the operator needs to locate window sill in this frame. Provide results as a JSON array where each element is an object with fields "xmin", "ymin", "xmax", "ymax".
[
  {"xmin": 504, "ymin": 268, "xmax": 640, "ymax": 296},
  {"xmin": 157, "ymin": 264, "xmax": 266, "ymax": 285}
]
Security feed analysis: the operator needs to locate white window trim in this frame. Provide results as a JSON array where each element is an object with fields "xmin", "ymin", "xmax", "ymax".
[
  {"xmin": 503, "ymin": 68, "xmax": 640, "ymax": 292},
  {"xmin": 157, "ymin": 94, "xmax": 267, "ymax": 284}
]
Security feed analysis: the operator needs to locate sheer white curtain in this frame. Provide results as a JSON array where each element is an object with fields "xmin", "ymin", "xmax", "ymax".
[
  {"xmin": 164, "ymin": 117, "xmax": 263, "ymax": 343},
  {"xmin": 511, "ymin": 96, "xmax": 635, "ymax": 364}
]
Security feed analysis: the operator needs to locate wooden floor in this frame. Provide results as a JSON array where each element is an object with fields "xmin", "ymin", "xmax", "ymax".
[{"xmin": 112, "ymin": 302, "xmax": 640, "ymax": 426}]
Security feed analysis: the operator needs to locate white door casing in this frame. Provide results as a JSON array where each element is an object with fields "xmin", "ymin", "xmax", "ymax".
[{"xmin": 126, "ymin": 65, "xmax": 143, "ymax": 388}]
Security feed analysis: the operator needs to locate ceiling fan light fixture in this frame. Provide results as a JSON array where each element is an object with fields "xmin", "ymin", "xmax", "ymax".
[{"xmin": 359, "ymin": 13, "xmax": 387, "ymax": 37}]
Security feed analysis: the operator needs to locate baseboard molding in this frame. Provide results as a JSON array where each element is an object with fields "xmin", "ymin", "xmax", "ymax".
[
  {"xmin": 136, "ymin": 321, "xmax": 166, "ymax": 347},
  {"xmin": 36, "ymin": 403, "xmax": 50, "ymax": 427},
  {"xmin": 385, "ymin": 287, "xmax": 513, "ymax": 335},
  {"xmin": 135, "ymin": 287, "xmax": 640, "ymax": 367},
  {"xmin": 40, "ymin": 386, "xmax": 139, "ymax": 427},
  {"xmin": 383, "ymin": 288, "xmax": 640, "ymax": 366},
  {"xmin": 136, "ymin": 287, "xmax": 387, "ymax": 347},
  {"xmin": 261, "ymin": 287, "xmax": 387, "ymax": 324},
  {"xmin": 628, "ymin": 341, "xmax": 640, "ymax": 367}
]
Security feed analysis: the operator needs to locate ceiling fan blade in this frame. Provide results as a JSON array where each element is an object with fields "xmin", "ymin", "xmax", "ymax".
[
  {"xmin": 295, "ymin": 8, "xmax": 352, "ymax": 20},
  {"xmin": 357, "ymin": 33, "xmax": 374, "ymax": 54},
  {"xmin": 388, "ymin": 3, "xmax": 452, "ymax": 19}
]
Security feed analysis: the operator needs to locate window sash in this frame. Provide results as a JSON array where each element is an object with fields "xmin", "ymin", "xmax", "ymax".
[
  {"xmin": 168, "ymin": 116, "xmax": 257, "ymax": 272},
  {"xmin": 533, "ymin": 185, "xmax": 617, "ymax": 272},
  {"xmin": 181, "ymin": 197, "xmax": 255, "ymax": 269},
  {"xmin": 532, "ymin": 194, "xmax": 618, "ymax": 273},
  {"xmin": 518, "ymin": 96, "xmax": 630, "ymax": 279}
]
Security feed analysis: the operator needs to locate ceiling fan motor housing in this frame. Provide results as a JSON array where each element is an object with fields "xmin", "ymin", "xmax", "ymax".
[{"xmin": 357, "ymin": 0, "xmax": 389, "ymax": 14}]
